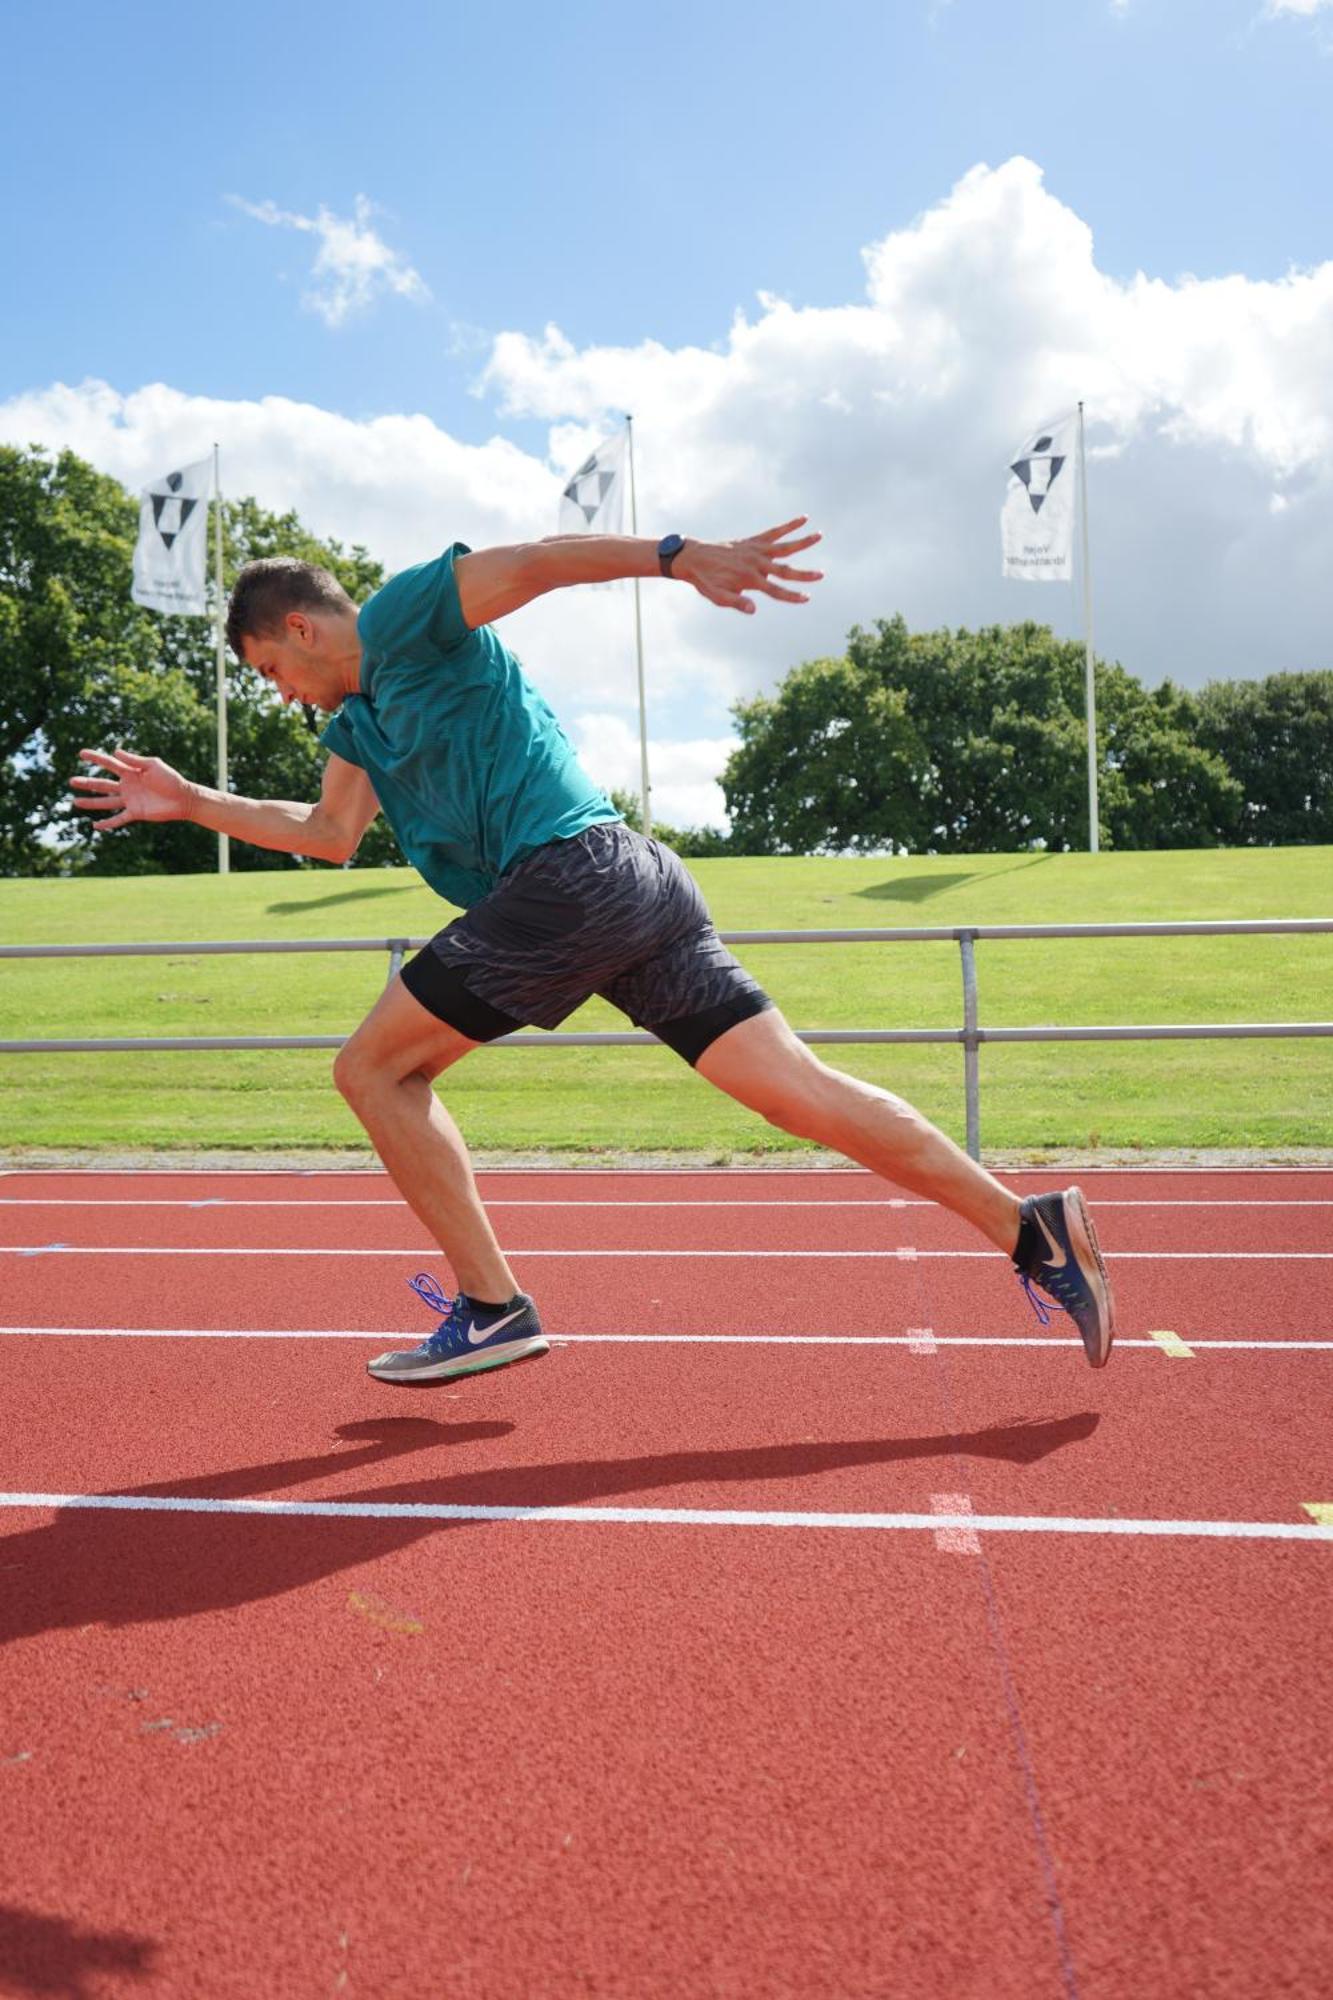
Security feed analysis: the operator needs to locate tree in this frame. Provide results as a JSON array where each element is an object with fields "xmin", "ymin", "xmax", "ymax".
[
  {"xmin": 1097, "ymin": 677, "xmax": 1242, "ymax": 851},
  {"xmin": 722, "ymin": 617, "xmax": 1242, "ymax": 854},
  {"xmin": 1193, "ymin": 672, "xmax": 1333, "ymax": 845},
  {"xmin": 861, "ymin": 620, "xmax": 1091, "ymax": 850},
  {"xmin": 0, "ymin": 445, "xmax": 196, "ymax": 875},
  {"xmin": 723, "ymin": 651, "xmax": 928, "ymax": 854},
  {"xmin": 0, "ymin": 444, "xmax": 401, "ymax": 875}
]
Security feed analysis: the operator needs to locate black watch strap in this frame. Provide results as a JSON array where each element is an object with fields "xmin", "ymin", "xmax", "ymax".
[{"xmin": 657, "ymin": 533, "xmax": 686, "ymax": 577}]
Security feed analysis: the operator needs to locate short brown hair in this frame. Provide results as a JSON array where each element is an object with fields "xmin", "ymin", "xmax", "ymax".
[{"xmin": 225, "ymin": 558, "xmax": 355, "ymax": 661}]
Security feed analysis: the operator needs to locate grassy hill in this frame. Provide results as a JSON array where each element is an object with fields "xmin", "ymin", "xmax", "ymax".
[{"xmin": 2, "ymin": 847, "xmax": 1330, "ymax": 1156}]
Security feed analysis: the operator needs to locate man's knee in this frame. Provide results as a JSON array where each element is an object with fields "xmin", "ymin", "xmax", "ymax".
[
  {"xmin": 756, "ymin": 1056, "xmax": 838, "ymax": 1136},
  {"xmin": 332, "ymin": 1035, "xmax": 379, "ymax": 1108},
  {"xmin": 333, "ymin": 1016, "xmax": 472, "ymax": 1107}
]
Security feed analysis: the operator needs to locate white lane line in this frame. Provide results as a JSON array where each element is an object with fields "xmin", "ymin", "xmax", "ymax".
[
  {"xmin": 1, "ymin": 1165, "xmax": 1327, "ymax": 1178},
  {"xmin": 0, "ymin": 1197, "xmax": 926, "ymax": 1209},
  {"xmin": 0, "ymin": 1244, "xmax": 953, "ymax": 1258},
  {"xmin": 3, "ymin": 1325, "xmax": 1333, "ymax": 1351},
  {"xmin": 2, "ymin": 1491, "xmax": 1330, "ymax": 1541},
  {"xmin": 2, "ymin": 1245, "xmax": 1331, "ymax": 1260},
  {"xmin": 1, "ymin": 1197, "xmax": 1329, "ymax": 1209},
  {"xmin": 932, "ymin": 1493, "xmax": 982, "ymax": 1555}
]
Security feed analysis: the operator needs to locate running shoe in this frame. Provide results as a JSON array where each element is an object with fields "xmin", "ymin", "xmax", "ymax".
[
  {"xmin": 1012, "ymin": 1187, "xmax": 1115, "ymax": 1368},
  {"xmin": 368, "ymin": 1273, "xmax": 549, "ymax": 1385}
]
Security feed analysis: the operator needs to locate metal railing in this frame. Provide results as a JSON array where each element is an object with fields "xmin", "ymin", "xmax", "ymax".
[{"xmin": 3, "ymin": 920, "xmax": 1331, "ymax": 1161}]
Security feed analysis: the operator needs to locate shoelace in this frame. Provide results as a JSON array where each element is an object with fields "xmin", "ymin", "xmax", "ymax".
[
  {"xmin": 408, "ymin": 1271, "xmax": 455, "ymax": 1316},
  {"xmin": 1016, "ymin": 1271, "xmax": 1054, "ymax": 1327},
  {"xmin": 408, "ymin": 1271, "xmax": 463, "ymax": 1349},
  {"xmin": 1017, "ymin": 1264, "xmax": 1090, "ymax": 1329}
]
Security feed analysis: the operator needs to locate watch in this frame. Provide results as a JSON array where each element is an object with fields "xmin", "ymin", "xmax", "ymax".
[{"xmin": 657, "ymin": 533, "xmax": 686, "ymax": 577}]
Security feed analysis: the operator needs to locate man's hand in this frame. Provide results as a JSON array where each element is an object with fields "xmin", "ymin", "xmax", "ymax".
[
  {"xmin": 675, "ymin": 518, "xmax": 824, "ymax": 615},
  {"xmin": 70, "ymin": 748, "xmax": 196, "ymax": 832}
]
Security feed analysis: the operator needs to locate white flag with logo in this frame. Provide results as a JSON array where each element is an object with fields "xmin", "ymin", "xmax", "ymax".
[
  {"xmin": 132, "ymin": 456, "xmax": 212, "ymax": 615},
  {"xmin": 1000, "ymin": 411, "xmax": 1078, "ymax": 581},
  {"xmin": 558, "ymin": 428, "xmax": 627, "ymax": 535}
]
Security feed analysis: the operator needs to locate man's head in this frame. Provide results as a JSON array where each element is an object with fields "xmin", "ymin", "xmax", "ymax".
[{"xmin": 226, "ymin": 558, "xmax": 361, "ymax": 710}]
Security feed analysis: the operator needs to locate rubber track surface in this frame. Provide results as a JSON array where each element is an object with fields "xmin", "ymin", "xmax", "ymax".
[{"xmin": 1, "ymin": 1168, "xmax": 1330, "ymax": 1999}]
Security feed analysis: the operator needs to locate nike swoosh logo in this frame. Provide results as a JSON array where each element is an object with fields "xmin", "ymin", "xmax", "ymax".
[
  {"xmin": 1034, "ymin": 1211, "xmax": 1067, "ymax": 1270},
  {"xmin": 466, "ymin": 1306, "xmax": 526, "ymax": 1347}
]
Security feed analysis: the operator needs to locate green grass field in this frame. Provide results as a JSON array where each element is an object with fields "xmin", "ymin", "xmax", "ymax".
[{"xmin": 2, "ymin": 847, "xmax": 1330, "ymax": 1157}]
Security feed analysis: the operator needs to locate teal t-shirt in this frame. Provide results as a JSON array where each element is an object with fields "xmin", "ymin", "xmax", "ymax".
[{"xmin": 320, "ymin": 543, "xmax": 620, "ymax": 908}]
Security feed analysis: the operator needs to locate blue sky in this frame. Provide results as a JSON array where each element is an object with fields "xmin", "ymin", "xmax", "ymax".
[
  {"xmin": 4, "ymin": 0, "xmax": 1328, "ymax": 439},
  {"xmin": 3, "ymin": 0, "xmax": 1331, "ymax": 825}
]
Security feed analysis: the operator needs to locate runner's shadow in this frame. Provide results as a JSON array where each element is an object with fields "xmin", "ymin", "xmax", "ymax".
[
  {"xmin": 0, "ymin": 1903, "xmax": 158, "ymax": 1999},
  {"xmin": 0, "ymin": 1412, "xmax": 1097, "ymax": 1651}
]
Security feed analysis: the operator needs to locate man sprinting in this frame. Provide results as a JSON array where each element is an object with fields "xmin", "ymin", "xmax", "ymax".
[{"xmin": 72, "ymin": 519, "xmax": 1114, "ymax": 1380}]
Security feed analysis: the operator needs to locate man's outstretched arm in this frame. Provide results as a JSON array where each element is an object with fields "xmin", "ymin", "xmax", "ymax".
[
  {"xmin": 454, "ymin": 518, "xmax": 823, "ymax": 629},
  {"xmin": 70, "ymin": 748, "xmax": 380, "ymax": 864}
]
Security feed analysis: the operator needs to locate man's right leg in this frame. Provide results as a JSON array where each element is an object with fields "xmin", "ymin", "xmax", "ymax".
[
  {"xmin": 333, "ymin": 975, "xmax": 547, "ymax": 1383},
  {"xmin": 333, "ymin": 974, "xmax": 514, "ymax": 1301}
]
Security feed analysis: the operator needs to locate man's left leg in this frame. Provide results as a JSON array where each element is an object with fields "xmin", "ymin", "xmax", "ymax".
[
  {"xmin": 694, "ymin": 1006, "xmax": 1019, "ymax": 1247},
  {"xmin": 692, "ymin": 1007, "xmax": 1114, "ymax": 1365}
]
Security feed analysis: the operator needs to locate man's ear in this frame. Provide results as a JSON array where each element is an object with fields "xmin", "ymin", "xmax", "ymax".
[{"xmin": 285, "ymin": 611, "xmax": 316, "ymax": 646}]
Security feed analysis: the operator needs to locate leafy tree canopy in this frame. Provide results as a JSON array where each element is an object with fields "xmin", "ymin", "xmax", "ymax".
[
  {"xmin": 723, "ymin": 617, "xmax": 1254, "ymax": 854},
  {"xmin": 1194, "ymin": 671, "xmax": 1333, "ymax": 846},
  {"xmin": 0, "ymin": 444, "xmax": 399, "ymax": 876}
]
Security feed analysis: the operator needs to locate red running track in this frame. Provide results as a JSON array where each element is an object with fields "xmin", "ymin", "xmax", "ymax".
[{"xmin": 0, "ymin": 1167, "xmax": 1331, "ymax": 1999}]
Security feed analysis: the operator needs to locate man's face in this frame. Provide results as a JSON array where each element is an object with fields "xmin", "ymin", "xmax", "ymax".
[{"xmin": 240, "ymin": 613, "xmax": 343, "ymax": 711}]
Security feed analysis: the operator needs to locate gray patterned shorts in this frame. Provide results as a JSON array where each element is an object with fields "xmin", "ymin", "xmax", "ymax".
[{"xmin": 399, "ymin": 822, "xmax": 773, "ymax": 1065}]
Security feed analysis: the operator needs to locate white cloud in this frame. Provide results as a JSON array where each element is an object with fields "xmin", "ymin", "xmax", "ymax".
[
  {"xmin": 570, "ymin": 714, "xmax": 736, "ymax": 830},
  {"xmin": 1265, "ymin": 0, "xmax": 1333, "ymax": 14},
  {"xmin": 5, "ymin": 157, "xmax": 1333, "ymax": 828},
  {"xmin": 229, "ymin": 193, "xmax": 429, "ymax": 327},
  {"xmin": 0, "ymin": 374, "xmax": 728, "ymax": 736}
]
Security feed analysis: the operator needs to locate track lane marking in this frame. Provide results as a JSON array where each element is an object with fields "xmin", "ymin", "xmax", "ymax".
[
  {"xmin": 931, "ymin": 1493, "xmax": 982, "ymax": 1554},
  {"xmin": 2, "ymin": 1491, "xmax": 1331, "ymax": 1540},
  {"xmin": 1148, "ymin": 1328, "xmax": 1196, "ymax": 1359},
  {"xmin": 2, "ymin": 1246, "xmax": 1330, "ymax": 1260},
  {"xmin": 1, "ymin": 1165, "xmax": 1326, "ymax": 1177},
  {"xmin": 3, "ymin": 1325, "xmax": 1333, "ymax": 1349},
  {"xmin": 3, "ymin": 1196, "xmax": 1329, "ymax": 1209}
]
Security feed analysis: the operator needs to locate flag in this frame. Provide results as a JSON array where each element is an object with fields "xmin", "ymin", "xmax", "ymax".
[
  {"xmin": 132, "ymin": 456, "xmax": 212, "ymax": 615},
  {"xmin": 1000, "ymin": 411, "xmax": 1078, "ymax": 581},
  {"xmin": 558, "ymin": 427, "xmax": 627, "ymax": 534}
]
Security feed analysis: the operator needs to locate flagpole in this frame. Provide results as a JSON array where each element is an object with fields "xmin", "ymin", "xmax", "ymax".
[
  {"xmin": 212, "ymin": 443, "xmax": 229, "ymax": 876},
  {"xmin": 624, "ymin": 414, "xmax": 652, "ymax": 841},
  {"xmin": 1077, "ymin": 402, "xmax": 1099, "ymax": 855}
]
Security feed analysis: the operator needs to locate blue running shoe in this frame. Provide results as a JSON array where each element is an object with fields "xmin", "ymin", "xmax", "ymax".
[
  {"xmin": 368, "ymin": 1273, "xmax": 549, "ymax": 1386},
  {"xmin": 1013, "ymin": 1187, "xmax": 1115, "ymax": 1369}
]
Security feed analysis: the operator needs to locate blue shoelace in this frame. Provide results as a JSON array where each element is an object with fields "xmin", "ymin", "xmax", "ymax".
[
  {"xmin": 408, "ymin": 1271, "xmax": 464, "ymax": 1352},
  {"xmin": 1018, "ymin": 1263, "xmax": 1092, "ymax": 1329},
  {"xmin": 1017, "ymin": 1271, "xmax": 1055, "ymax": 1326}
]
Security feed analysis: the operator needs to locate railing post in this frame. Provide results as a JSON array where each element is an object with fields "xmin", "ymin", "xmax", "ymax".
[
  {"xmin": 386, "ymin": 939, "xmax": 407, "ymax": 984},
  {"xmin": 958, "ymin": 930, "xmax": 981, "ymax": 1162}
]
